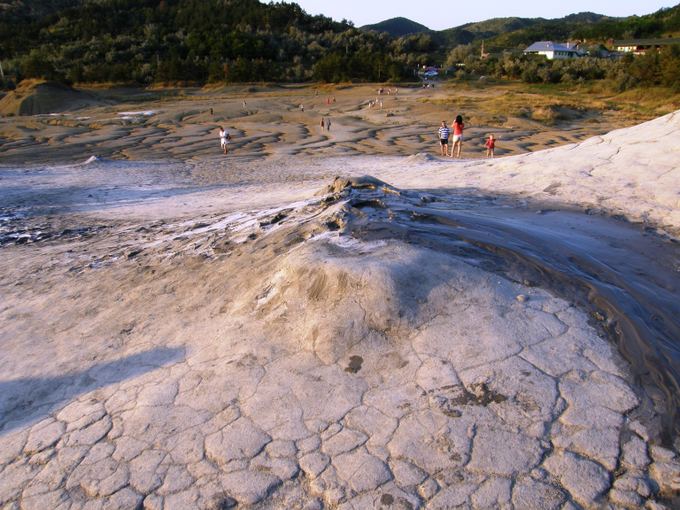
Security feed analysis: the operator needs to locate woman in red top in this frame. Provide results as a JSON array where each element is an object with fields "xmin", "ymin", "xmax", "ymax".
[{"xmin": 451, "ymin": 115, "xmax": 464, "ymax": 158}]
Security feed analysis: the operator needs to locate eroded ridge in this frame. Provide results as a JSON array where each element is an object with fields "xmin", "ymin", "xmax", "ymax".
[{"xmin": 1, "ymin": 178, "xmax": 678, "ymax": 509}]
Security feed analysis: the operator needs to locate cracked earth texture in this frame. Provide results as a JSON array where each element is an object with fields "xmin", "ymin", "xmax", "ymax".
[{"xmin": 1, "ymin": 171, "xmax": 679, "ymax": 510}]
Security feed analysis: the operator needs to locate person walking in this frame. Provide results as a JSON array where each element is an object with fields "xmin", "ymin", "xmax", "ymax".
[
  {"xmin": 485, "ymin": 134, "xmax": 496, "ymax": 158},
  {"xmin": 451, "ymin": 115, "xmax": 464, "ymax": 158},
  {"xmin": 326, "ymin": 118, "xmax": 331, "ymax": 131},
  {"xmin": 437, "ymin": 120, "xmax": 451, "ymax": 157},
  {"xmin": 218, "ymin": 126, "xmax": 231, "ymax": 155},
  {"xmin": 320, "ymin": 117, "xmax": 325, "ymax": 131}
]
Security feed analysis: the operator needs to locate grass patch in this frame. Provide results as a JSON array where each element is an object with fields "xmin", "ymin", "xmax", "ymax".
[{"xmin": 430, "ymin": 80, "xmax": 680, "ymax": 126}]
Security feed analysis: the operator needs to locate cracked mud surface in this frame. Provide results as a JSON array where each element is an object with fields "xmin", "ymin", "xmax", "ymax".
[{"xmin": 1, "ymin": 172, "xmax": 679, "ymax": 509}]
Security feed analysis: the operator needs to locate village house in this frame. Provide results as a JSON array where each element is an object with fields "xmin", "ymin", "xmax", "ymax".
[
  {"xmin": 612, "ymin": 38, "xmax": 680, "ymax": 55},
  {"xmin": 524, "ymin": 41, "xmax": 581, "ymax": 60}
]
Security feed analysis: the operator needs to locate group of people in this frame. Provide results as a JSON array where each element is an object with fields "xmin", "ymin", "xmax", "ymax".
[
  {"xmin": 367, "ymin": 98, "xmax": 384, "ymax": 109},
  {"xmin": 437, "ymin": 116, "xmax": 465, "ymax": 158},
  {"xmin": 437, "ymin": 116, "xmax": 496, "ymax": 158},
  {"xmin": 218, "ymin": 110, "xmax": 497, "ymax": 159}
]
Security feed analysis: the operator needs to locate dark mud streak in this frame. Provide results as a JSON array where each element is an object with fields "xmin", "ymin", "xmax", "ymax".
[{"xmin": 333, "ymin": 178, "xmax": 680, "ymax": 444}]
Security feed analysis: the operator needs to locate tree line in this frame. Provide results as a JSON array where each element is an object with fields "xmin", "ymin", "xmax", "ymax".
[
  {"xmin": 444, "ymin": 43, "xmax": 680, "ymax": 91},
  {"xmin": 0, "ymin": 0, "xmax": 679, "ymax": 89},
  {"xmin": 0, "ymin": 0, "xmax": 427, "ymax": 86}
]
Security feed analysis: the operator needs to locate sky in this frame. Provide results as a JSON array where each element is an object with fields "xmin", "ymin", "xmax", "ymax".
[{"xmin": 291, "ymin": 0, "xmax": 678, "ymax": 31}]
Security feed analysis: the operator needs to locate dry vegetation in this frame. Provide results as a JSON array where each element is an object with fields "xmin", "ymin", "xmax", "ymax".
[
  {"xmin": 425, "ymin": 81, "xmax": 680, "ymax": 128},
  {"xmin": 1, "ymin": 79, "xmax": 679, "ymax": 165}
]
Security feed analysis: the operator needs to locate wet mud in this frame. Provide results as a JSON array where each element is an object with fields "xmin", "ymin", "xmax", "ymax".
[
  {"xmin": 345, "ymin": 355, "xmax": 364, "ymax": 374},
  {"xmin": 328, "ymin": 177, "xmax": 680, "ymax": 443}
]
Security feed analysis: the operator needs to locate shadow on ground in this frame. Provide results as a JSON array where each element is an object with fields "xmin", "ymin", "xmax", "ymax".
[{"xmin": 0, "ymin": 346, "xmax": 184, "ymax": 434}]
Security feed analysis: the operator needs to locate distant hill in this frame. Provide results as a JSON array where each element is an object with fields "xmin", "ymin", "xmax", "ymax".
[
  {"xmin": 358, "ymin": 12, "xmax": 618, "ymax": 52},
  {"xmin": 361, "ymin": 17, "xmax": 430, "ymax": 37},
  {"xmin": 455, "ymin": 12, "xmax": 614, "ymax": 50},
  {"xmin": 364, "ymin": 8, "xmax": 680, "ymax": 51}
]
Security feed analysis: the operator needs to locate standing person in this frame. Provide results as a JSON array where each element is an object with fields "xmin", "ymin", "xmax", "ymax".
[
  {"xmin": 451, "ymin": 115, "xmax": 464, "ymax": 158},
  {"xmin": 320, "ymin": 117, "xmax": 325, "ymax": 131},
  {"xmin": 485, "ymin": 134, "xmax": 496, "ymax": 158},
  {"xmin": 437, "ymin": 120, "xmax": 450, "ymax": 157},
  {"xmin": 326, "ymin": 118, "xmax": 331, "ymax": 131},
  {"xmin": 218, "ymin": 126, "xmax": 230, "ymax": 155}
]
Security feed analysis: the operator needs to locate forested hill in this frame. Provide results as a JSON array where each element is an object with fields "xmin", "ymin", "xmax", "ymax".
[
  {"xmin": 0, "ymin": 0, "xmax": 679, "ymax": 86},
  {"xmin": 435, "ymin": 13, "xmax": 613, "ymax": 48},
  {"xmin": 363, "ymin": 6, "xmax": 680, "ymax": 50},
  {"xmin": 0, "ymin": 0, "xmax": 420, "ymax": 83}
]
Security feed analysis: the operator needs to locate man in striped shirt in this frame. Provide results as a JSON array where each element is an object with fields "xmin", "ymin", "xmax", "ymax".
[{"xmin": 438, "ymin": 121, "xmax": 451, "ymax": 156}]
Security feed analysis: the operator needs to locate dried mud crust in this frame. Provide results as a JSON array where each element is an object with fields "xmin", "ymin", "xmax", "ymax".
[{"xmin": 1, "ymin": 178, "xmax": 678, "ymax": 510}]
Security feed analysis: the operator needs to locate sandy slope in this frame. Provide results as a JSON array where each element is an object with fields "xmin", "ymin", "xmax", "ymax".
[
  {"xmin": 0, "ymin": 106, "xmax": 679, "ymax": 509},
  {"xmin": 0, "ymin": 81, "xmax": 104, "ymax": 116},
  {"xmin": 374, "ymin": 110, "xmax": 680, "ymax": 238}
]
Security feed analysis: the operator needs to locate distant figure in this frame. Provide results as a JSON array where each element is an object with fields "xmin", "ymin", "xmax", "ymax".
[
  {"xmin": 242, "ymin": 100, "xmax": 247, "ymax": 109},
  {"xmin": 326, "ymin": 118, "xmax": 331, "ymax": 131},
  {"xmin": 451, "ymin": 115, "xmax": 464, "ymax": 158},
  {"xmin": 299, "ymin": 104, "xmax": 304, "ymax": 112},
  {"xmin": 218, "ymin": 126, "xmax": 231, "ymax": 155},
  {"xmin": 210, "ymin": 107, "xmax": 213, "ymax": 115},
  {"xmin": 332, "ymin": 96, "xmax": 336, "ymax": 103},
  {"xmin": 438, "ymin": 120, "xmax": 450, "ymax": 157},
  {"xmin": 485, "ymin": 134, "xmax": 496, "ymax": 158},
  {"xmin": 320, "ymin": 117, "xmax": 325, "ymax": 130}
]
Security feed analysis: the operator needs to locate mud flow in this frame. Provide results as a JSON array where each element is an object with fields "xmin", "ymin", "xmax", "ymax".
[{"xmin": 330, "ymin": 178, "xmax": 680, "ymax": 442}]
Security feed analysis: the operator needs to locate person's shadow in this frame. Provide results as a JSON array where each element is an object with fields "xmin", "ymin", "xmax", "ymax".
[{"xmin": 0, "ymin": 346, "xmax": 184, "ymax": 434}]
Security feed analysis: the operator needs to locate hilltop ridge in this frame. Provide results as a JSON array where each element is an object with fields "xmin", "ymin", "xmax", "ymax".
[{"xmin": 361, "ymin": 16, "xmax": 431, "ymax": 36}]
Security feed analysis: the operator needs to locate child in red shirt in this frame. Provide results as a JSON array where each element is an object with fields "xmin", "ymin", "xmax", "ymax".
[{"xmin": 485, "ymin": 134, "xmax": 495, "ymax": 158}]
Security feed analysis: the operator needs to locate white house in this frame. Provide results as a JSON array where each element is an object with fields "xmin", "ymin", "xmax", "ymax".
[
  {"xmin": 524, "ymin": 41, "xmax": 581, "ymax": 60},
  {"xmin": 613, "ymin": 38, "xmax": 680, "ymax": 55}
]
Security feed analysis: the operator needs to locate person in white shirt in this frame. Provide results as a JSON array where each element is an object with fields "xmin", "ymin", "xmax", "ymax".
[
  {"xmin": 218, "ymin": 127, "xmax": 230, "ymax": 155},
  {"xmin": 437, "ymin": 121, "xmax": 451, "ymax": 156}
]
